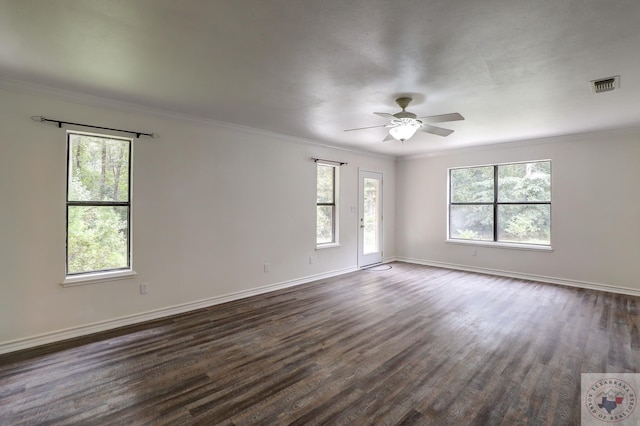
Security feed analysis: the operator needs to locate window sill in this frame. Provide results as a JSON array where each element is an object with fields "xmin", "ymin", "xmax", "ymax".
[
  {"xmin": 446, "ymin": 239, "xmax": 553, "ymax": 252},
  {"xmin": 316, "ymin": 243, "xmax": 341, "ymax": 250},
  {"xmin": 61, "ymin": 270, "xmax": 138, "ymax": 287}
]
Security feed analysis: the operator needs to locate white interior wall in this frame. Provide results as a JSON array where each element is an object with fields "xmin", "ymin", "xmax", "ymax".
[
  {"xmin": 4, "ymin": 81, "xmax": 639, "ymax": 352},
  {"xmin": 0, "ymin": 86, "xmax": 396, "ymax": 349},
  {"xmin": 396, "ymin": 129, "xmax": 640, "ymax": 293}
]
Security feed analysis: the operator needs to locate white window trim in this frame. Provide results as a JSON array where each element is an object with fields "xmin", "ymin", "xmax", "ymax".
[
  {"xmin": 447, "ymin": 159, "xmax": 552, "ymax": 248},
  {"xmin": 316, "ymin": 163, "xmax": 340, "ymax": 248},
  {"xmin": 65, "ymin": 130, "xmax": 134, "ymax": 283},
  {"xmin": 316, "ymin": 242, "xmax": 341, "ymax": 250},
  {"xmin": 61, "ymin": 269, "xmax": 137, "ymax": 287},
  {"xmin": 446, "ymin": 239, "xmax": 553, "ymax": 252}
]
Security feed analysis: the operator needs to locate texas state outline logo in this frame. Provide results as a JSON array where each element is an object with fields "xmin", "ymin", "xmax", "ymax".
[{"xmin": 584, "ymin": 377, "xmax": 636, "ymax": 424}]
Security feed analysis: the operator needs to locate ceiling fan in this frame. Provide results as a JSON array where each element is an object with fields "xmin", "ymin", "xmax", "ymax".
[{"xmin": 345, "ymin": 97, "xmax": 464, "ymax": 142}]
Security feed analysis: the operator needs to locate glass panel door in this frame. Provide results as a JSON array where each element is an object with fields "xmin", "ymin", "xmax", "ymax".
[
  {"xmin": 363, "ymin": 177, "xmax": 380, "ymax": 255},
  {"xmin": 358, "ymin": 170, "xmax": 383, "ymax": 267}
]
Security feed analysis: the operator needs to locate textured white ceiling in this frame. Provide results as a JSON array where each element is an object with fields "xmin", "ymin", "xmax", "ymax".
[{"xmin": 1, "ymin": 0, "xmax": 639, "ymax": 156}]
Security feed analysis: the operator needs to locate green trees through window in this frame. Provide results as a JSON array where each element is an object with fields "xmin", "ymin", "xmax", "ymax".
[
  {"xmin": 449, "ymin": 161, "xmax": 551, "ymax": 245},
  {"xmin": 66, "ymin": 133, "xmax": 131, "ymax": 275}
]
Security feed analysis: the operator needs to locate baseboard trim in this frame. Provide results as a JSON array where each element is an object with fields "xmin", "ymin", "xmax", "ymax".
[
  {"xmin": 394, "ymin": 256, "xmax": 640, "ymax": 297},
  {"xmin": 0, "ymin": 266, "xmax": 358, "ymax": 355},
  {"xmin": 7, "ymin": 259, "xmax": 635, "ymax": 355}
]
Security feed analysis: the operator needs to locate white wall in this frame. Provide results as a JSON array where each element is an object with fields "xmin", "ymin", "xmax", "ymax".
[
  {"xmin": 396, "ymin": 129, "xmax": 640, "ymax": 293},
  {"xmin": 0, "ymin": 85, "xmax": 395, "ymax": 349},
  {"xmin": 5, "ymin": 81, "xmax": 638, "ymax": 352}
]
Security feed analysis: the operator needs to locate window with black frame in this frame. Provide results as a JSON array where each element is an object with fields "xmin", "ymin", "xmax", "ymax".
[
  {"xmin": 66, "ymin": 132, "xmax": 132, "ymax": 275},
  {"xmin": 316, "ymin": 163, "xmax": 338, "ymax": 245},
  {"xmin": 449, "ymin": 161, "xmax": 551, "ymax": 246}
]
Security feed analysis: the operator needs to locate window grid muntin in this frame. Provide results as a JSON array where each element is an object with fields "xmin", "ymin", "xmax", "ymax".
[{"xmin": 449, "ymin": 161, "xmax": 551, "ymax": 245}]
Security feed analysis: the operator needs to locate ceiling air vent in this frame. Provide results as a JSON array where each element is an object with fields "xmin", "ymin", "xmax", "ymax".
[{"xmin": 590, "ymin": 76, "xmax": 619, "ymax": 93}]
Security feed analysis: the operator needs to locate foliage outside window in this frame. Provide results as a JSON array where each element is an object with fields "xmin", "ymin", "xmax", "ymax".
[
  {"xmin": 66, "ymin": 132, "xmax": 132, "ymax": 275},
  {"xmin": 449, "ymin": 161, "xmax": 551, "ymax": 245},
  {"xmin": 317, "ymin": 164, "xmax": 338, "ymax": 245}
]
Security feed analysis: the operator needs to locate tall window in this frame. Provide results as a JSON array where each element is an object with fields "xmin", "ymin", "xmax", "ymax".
[
  {"xmin": 66, "ymin": 132, "xmax": 132, "ymax": 275},
  {"xmin": 317, "ymin": 163, "xmax": 338, "ymax": 245},
  {"xmin": 449, "ymin": 160, "xmax": 551, "ymax": 245}
]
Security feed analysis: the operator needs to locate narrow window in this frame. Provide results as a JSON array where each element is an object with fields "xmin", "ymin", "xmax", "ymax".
[
  {"xmin": 66, "ymin": 132, "xmax": 132, "ymax": 275},
  {"xmin": 449, "ymin": 161, "xmax": 551, "ymax": 246},
  {"xmin": 317, "ymin": 163, "xmax": 338, "ymax": 246}
]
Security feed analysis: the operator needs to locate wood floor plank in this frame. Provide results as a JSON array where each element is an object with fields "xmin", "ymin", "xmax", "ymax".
[{"xmin": 1, "ymin": 262, "xmax": 639, "ymax": 425}]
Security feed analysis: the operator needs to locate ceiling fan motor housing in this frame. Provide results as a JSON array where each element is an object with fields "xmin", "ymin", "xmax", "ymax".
[
  {"xmin": 343, "ymin": 95, "xmax": 463, "ymax": 142},
  {"xmin": 395, "ymin": 97, "xmax": 412, "ymax": 109}
]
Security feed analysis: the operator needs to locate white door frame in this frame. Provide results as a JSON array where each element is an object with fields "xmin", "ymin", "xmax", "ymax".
[{"xmin": 358, "ymin": 169, "xmax": 383, "ymax": 268}]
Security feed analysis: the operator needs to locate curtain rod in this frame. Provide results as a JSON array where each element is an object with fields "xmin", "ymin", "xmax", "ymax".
[
  {"xmin": 31, "ymin": 116, "xmax": 156, "ymax": 139},
  {"xmin": 312, "ymin": 158, "xmax": 348, "ymax": 166}
]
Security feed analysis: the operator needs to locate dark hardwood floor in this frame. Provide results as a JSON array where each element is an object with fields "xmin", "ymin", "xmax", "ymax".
[{"xmin": 1, "ymin": 262, "xmax": 639, "ymax": 425}]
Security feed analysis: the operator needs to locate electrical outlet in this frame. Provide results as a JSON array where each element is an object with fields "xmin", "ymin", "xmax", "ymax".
[
  {"xmin": 471, "ymin": 249, "xmax": 477, "ymax": 256},
  {"xmin": 309, "ymin": 256, "xmax": 314, "ymax": 264},
  {"xmin": 264, "ymin": 263, "xmax": 270, "ymax": 272},
  {"xmin": 140, "ymin": 283, "xmax": 149, "ymax": 294}
]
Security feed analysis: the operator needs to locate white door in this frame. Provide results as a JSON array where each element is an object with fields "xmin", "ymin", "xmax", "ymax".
[{"xmin": 358, "ymin": 170, "xmax": 383, "ymax": 267}]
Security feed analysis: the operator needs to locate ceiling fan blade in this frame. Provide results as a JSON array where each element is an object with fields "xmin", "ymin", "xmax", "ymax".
[
  {"xmin": 374, "ymin": 112, "xmax": 396, "ymax": 120},
  {"xmin": 418, "ymin": 113, "xmax": 464, "ymax": 124},
  {"xmin": 383, "ymin": 133, "xmax": 395, "ymax": 142},
  {"xmin": 420, "ymin": 124, "xmax": 454, "ymax": 137},
  {"xmin": 344, "ymin": 124, "xmax": 389, "ymax": 132}
]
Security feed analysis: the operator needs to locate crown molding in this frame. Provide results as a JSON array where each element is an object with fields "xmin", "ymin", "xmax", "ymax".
[
  {"xmin": 397, "ymin": 125, "xmax": 640, "ymax": 161},
  {"xmin": 4, "ymin": 76, "xmax": 638, "ymax": 163},
  {"xmin": 0, "ymin": 77, "xmax": 394, "ymax": 161}
]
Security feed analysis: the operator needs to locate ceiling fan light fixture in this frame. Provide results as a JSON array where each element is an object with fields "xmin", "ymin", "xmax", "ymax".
[
  {"xmin": 389, "ymin": 119, "xmax": 421, "ymax": 142},
  {"xmin": 344, "ymin": 96, "xmax": 463, "ymax": 142}
]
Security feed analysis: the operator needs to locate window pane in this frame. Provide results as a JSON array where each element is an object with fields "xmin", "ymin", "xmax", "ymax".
[
  {"xmin": 449, "ymin": 205, "xmax": 493, "ymax": 241},
  {"xmin": 498, "ymin": 204, "xmax": 550, "ymax": 245},
  {"xmin": 317, "ymin": 165, "xmax": 334, "ymax": 203},
  {"xmin": 67, "ymin": 205, "xmax": 129, "ymax": 274},
  {"xmin": 68, "ymin": 134, "xmax": 130, "ymax": 202},
  {"xmin": 363, "ymin": 178, "xmax": 380, "ymax": 255},
  {"xmin": 316, "ymin": 205, "xmax": 334, "ymax": 244},
  {"xmin": 498, "ymin": 161, "xmax": 550, "ymax": 202},
  {"xmin": 450, "ymin": 166, "xmax": 494, "ymax": 203}
]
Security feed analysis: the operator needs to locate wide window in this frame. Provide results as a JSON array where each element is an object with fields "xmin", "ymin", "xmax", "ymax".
[
  {"xmin": 66, "ymin": 132, "xmax": 132, "ymax": 275},
  {"xmin": 316, "ymin": 163, "xmax": 338, "ymax": 246},
  {"xmin": 449, "ymin": 161, "xmax": 551, "ymax": 246}
]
